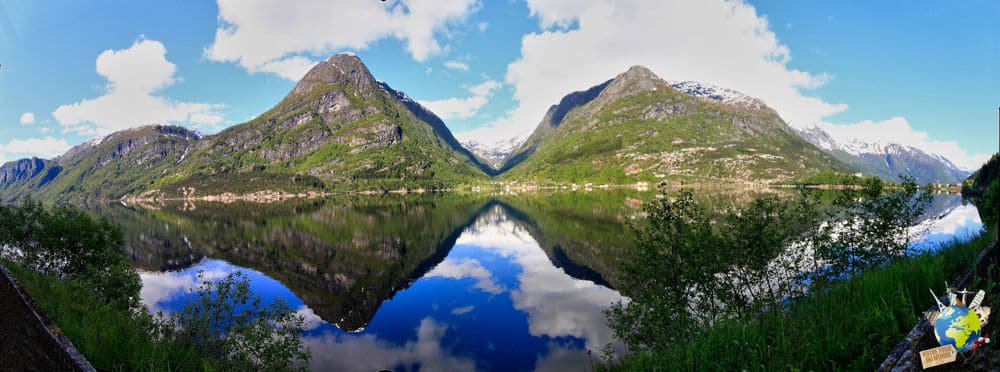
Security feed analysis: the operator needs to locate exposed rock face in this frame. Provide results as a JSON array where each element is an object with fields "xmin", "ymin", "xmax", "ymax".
[
  {"xmin": 337, "ymin": 122, "xmax": 403, "ymax": 154},
  {"xmin": 291, "ymin": 53, "xmax": 378, "ymax": 96},
  {"xmin": 0, "ymin": 158, "xmax": 52, "ymax": 185}
]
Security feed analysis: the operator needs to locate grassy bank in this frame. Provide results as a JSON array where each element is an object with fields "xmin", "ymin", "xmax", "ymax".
[
  {"xmin": 4, "ymin": 263, "xmax": 216, "ymax": 371},
  {"xmin": 606, "ymin": 228, "xmax": 997, "ymax": 371}
]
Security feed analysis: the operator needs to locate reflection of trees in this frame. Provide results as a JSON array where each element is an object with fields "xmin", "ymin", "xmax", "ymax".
[
  {"xmin": 94, "ymin": 195, "xmax": 490, "ymax": 331},
  {"xmin": 92, "ymin": 187, "xmax": 836, "ymax": 333},
  {"xmin": 497, "ymin": 187, "xmax": 795, "ymax": 289}
]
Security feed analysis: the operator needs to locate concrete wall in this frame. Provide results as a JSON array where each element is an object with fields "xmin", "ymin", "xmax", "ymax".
[{"xmin": 0, "ymin": 265, "xmax": 95, "ymax": 371}]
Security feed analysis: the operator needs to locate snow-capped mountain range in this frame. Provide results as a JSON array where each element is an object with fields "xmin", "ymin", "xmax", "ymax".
[
  {"xmin": 796, "ymin": 125, "xmax": 969, "ymax": 184},
  {"xmin": 461, "ymin": 132, "xmax": 529, "ymax": 169}
]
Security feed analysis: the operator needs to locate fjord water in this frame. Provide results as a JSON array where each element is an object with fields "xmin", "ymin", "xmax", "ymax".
[{"xmin": 93, "ymin": 190, "xmax": 982, "ymax": 371}]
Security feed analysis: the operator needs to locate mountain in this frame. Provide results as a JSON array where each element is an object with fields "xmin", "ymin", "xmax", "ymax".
[
  {"xmin": 460, "ymin": 133, "xmax": 528, "ymax": 169},
  {"xmin": 796, "ymin": 125, "xmax": 969, "ymax": 184},
  {"xmin": 0, "ymin": 125, "xmax": 200, "ymax": 202},
  {"xmin": 499, "ymin": 66, "xmax": 854, "ymax": 183},
  {"xmin": 0, "ymin": 53, "xmax": 490, "ymax": 201}
]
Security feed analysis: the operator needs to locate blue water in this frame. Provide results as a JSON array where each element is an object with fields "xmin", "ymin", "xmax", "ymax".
[
  {"xmin": 139, "ymin": 206, "xmax": 624, "ymax": 371},
  {"xmin": 134, "ymin": 193, "xmax": 981, "ymax": 371}
]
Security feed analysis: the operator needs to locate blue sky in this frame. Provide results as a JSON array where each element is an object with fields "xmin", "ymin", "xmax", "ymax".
[{"xmin": 0, "ymin": 0, "xmax": 996, "ymax": 169}]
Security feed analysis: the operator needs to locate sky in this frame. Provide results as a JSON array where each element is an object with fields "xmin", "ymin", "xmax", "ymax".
[{"xmin": 0, "ymin": 0, "xmax": 996, "ymax": 169}]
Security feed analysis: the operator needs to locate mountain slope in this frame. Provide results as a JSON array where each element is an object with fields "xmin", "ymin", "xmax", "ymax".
[
  {"xmin": 0, "ymin": 126, "xmax": 201, "ymax": 202},
  {"xmin": 154, "ymin": 53, "xmax": 490, "ymax": 195},
  {"xmin": 500, "ymin": 66, "xmax": 854, "ymax": 183},
  {"xmin": 0, "ymin": 54, "xmax": 490, "ymax": 202},
  {"xmin": 796, "ymin": 126, "xmax": 969, "ymax": 184}
]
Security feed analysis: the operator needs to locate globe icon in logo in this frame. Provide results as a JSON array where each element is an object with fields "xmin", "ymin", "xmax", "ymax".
[{"xmin": 933, "ymin": 306, "xmax": 982, "ymax": 352}]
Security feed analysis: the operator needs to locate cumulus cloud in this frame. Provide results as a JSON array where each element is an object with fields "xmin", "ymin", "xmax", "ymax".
[
  {"xmin": 456, "ymin": 205, "xmax": 627, "ymax": 357},
  {"xmin": 425, "ymin": 257, "xmax": 505, "ymax": 294},
  {"xmin": 206, "ymin": 0, "xmax": 479, "ymax": 79},
  {"xmin": 51, "ymin": 38, "xmax": 223, "ymax": 136},
  {"xmin": 139, "ymin": 267, "xmax": 229, "ymax": 315},
  {"xmin": 458, "ymin": 0, "xmax": 844, "ymax": 146},
  {"xmin": 815, "ymin": 118, "xmax": 991, "ymax": 170},
  {"xmin": 454, "ymin": 0, "xmax": 987, "ymax": 169},
  {"xmin": 418, "ymin": 79, "xmax": 501, "ymax": 120},
  {"xmin": 305, "ymin": 317, "xmax": 476, "ymax": 372},
  {"xmin": 19, "ymin": 112, "xmax": 34, "ymax": 125},
  {"xmin": 444, "ymin": 60, "xmax": 470, "ymax": 71},
  {"xmin": 0, "ymin": 137, "xmax": 71, "ymax": 163}
]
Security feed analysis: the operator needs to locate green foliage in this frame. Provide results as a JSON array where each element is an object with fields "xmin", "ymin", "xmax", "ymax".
[
  {"xmin": 1, "ymin": 201, "xmax": 313, "ymax": 370},
  {"xmin": 162, "ymin": 271, "xmax": 310, "ymax": 371},
  {"xmin": 606, "ymin": 178, "xmax": 936, "ymax": 359},
  {"xmin": 503, "ymin": 83, "xmax": 854, "ymax": 184},
  {"xmin": 0, "ymin": 198, "xmax": 140, "ymax": 309},
  {"xmin": 605, "ymin": 227, "xmax": 996, "ymax": 371},
  {"xmin": 5, "ymin": 264, "xmax": 216, "ymax": 371},
  {"xmin": 964, "ymin": 153, "xmax": 999, "ymax": 230},
  {"xmin": 811, "ymin": 177, "xmax": 932, "ymax": 281}
]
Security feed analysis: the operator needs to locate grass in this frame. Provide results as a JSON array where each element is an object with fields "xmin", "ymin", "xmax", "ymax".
[
  {"xmin": 605, "ymin": 228, "xmax": 998, "ymax": 371},
  {"xmin": 4, "ymin": 262, "xmax": 218, "ymax": 371}
]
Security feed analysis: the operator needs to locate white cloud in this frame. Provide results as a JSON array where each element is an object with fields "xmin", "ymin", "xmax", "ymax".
[
  {"xmin": 139, "ymin": 267, "xmax": 229, "ymax": 315},
  {"xmin": 458, "ymin": 0, "xmax": 844, "ymax": 146},
  {"xmin": 426, "ymin": 257, "xmax": 504, "ymax": 294},
  {"xmin": 477, "ymin": 22, "xmax": 488, "ymax": 32},
  {"xmin": 455, "ymin": 205, "xmax": 627, "ymax": 357},
  {"xmin": 305, "ymin": 317, "xmax": 476, "ymax": 372},
  {"xmin": 816, "ymin": 118, "xmax": 991, "ymax": 170},
  {"xmin": 295, "ymin": 305, "xmax": 325, "ymax": 331},
  {"xmin": 257, "ymin": 55, "xmax": 317, "ymax": 81},
  {"xmin": 418, "ymin": 79, "xmax": 500, "ymax": 120},
  {"xmin": 455, "ymin": 0, "xmax": 986, "ymax": 169},
  {"xmin": 19, "ymin": 112, "xmax": 34, "ymax": 125},
  {"xmin": 206, "ymin": 0, "xmax": 479, "ymax": 79},
  {"xmin": 444, "ymin": 60, "xmax": 470, "ymax": 71},
  {"xmin": 0, "ymin": 137, "xmax": 71, "ymax": 162},
  {"xmin": 51, "ymin": 38, "xmax": 223, "ymax": 136}
]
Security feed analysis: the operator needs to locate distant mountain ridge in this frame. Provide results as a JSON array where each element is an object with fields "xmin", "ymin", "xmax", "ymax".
[{"xmin": 796, "ymin": 125, "xmax": 969, "ymax": 184}]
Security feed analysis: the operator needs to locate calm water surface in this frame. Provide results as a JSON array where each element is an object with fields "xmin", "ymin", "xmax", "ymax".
[{"xmin": 93, "ymin": 190, "xmax": 982, "ymax": 371}]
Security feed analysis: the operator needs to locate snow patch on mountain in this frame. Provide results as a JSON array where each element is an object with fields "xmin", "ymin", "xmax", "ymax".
[{"xmin": 669, "ymin": 81, "xmax": 768, "ymax": 110}]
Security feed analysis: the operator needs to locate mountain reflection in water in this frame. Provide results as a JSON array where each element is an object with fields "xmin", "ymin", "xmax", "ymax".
[
  {"xmin": 116, "ymin": 197, "xmax": 631, "ymax": 371},
  {"xmin": 96, "ymin": 190, "xmax": 980, "ymax": 371}
]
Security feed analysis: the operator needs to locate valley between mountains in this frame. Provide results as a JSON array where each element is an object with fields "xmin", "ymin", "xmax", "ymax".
[{"xmin": 0, "ymin": 53, "xmax": 970, "ymax": 202}]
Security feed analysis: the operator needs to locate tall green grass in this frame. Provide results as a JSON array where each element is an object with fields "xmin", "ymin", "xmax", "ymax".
[
  {"xmin": 607, "ymin": 229, "xmax": 997, "ymax": 371},
  {"xmin": 5, "ymin": 263, "xmax": 218, "ymax": 371}
]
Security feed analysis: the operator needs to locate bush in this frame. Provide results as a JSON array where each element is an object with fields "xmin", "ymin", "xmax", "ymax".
[
  {"xmin": 163, "ymin": 271, "xmax": 311, "ymax": 371},
  {"xmin": 1, "ymin": 201, "xmax": 312, "ymax": 370},
  {"xmin": 607, "ymin": 178, "xmax": 932, "ymax": 354},
  {"xmin": 0, "ymin": 198, "xmax": 140, "ymax": 310}
]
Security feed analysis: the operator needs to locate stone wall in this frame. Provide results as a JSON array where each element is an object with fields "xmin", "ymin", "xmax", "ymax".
[{"xmin": 0, "ymin": 265, "xmax": 94, "ymax": 371}]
